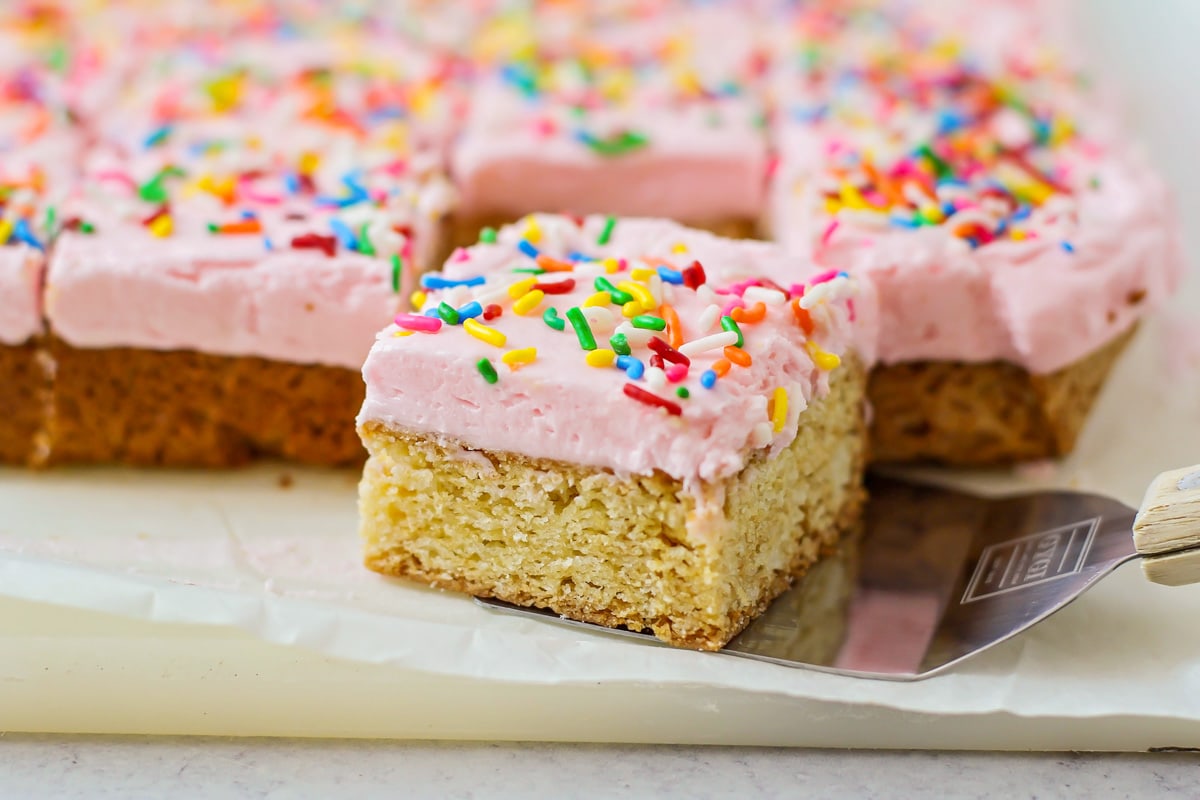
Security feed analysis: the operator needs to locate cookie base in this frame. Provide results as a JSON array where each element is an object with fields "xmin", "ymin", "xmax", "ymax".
[
  {"xmin": 0, "ymin": 339, "xmax": 48, "ymax": 466},
  {"xmin": 45, "ymin": 336, "xmax": 365, "ymax": 467},
  {"xmin": 868, "ymin": 327, "xmax": 1136, "ymax": 465}
]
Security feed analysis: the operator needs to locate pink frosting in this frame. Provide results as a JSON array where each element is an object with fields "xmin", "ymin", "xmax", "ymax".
[
  {"xmin": 360, "ymin": 215, "xmax": 864, "ymax": 487},
  {"xmin": 451, "ymin": 8, "xmax": 768, "ymax": 223},
  {"xmin": 770, "ymin": 132, "xmax": 1182, "ymax": 374},
  {"xmin": 0, "ymin": 246, "xmax": 43, "ymax": 346}
]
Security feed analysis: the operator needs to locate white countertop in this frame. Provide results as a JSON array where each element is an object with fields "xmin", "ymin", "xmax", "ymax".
[{"xmin": 2, "ymin": 736, "xmax": 1199, "ymax": 799}]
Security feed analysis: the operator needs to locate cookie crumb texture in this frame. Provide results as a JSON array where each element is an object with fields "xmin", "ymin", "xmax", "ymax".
[
  {"xmin": 359, "ymin": 363, "xmax": 866, "ymax": 651},
  {"xmin": 46, "ymin": 337, "xmax": 365, "ymax": 467},
  {"xmin": 869, "ymin": 326, "xmax": 1136, "ymax": 465},
  {"xmin": 0, "ymin": 341, "xmax": 47, "ymax": 466}
]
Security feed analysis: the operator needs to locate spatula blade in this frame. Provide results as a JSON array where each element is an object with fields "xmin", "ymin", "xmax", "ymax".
[{"xmin": 476, "ymin": 475, "xmax": 1140, "ymax": 680}]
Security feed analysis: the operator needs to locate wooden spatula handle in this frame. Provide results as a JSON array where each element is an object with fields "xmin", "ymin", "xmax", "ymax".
[{"xmin": 1134, "ymin": 465, "xmax": 1200, "ymax": 586}]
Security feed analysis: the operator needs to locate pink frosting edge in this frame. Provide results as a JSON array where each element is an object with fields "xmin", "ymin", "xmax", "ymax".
[{"xmin": 0, "ymin": 246, "xmax": 44, "ymax": 346}]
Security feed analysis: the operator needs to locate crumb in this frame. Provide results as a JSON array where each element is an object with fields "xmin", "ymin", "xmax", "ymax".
[{"xmin": 277, "ymin": 472, "xmax": 294, "ymax": 489}]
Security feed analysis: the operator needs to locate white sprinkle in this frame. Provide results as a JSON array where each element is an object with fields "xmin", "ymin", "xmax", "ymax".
[
  {"xmin": 697, "ymin": 303, "xmax": 722, "ymax": 333},
  {"xmin": 695, "ymin": 284, "xmax": 719, "ymax": 306},
  {"xmin": 645, "ymin": 366, "xmax": 667, "ymax": 390},
  {"xmin": 678, "ymin": 331, "xmax": 739, "ymax": 358},
  {"xmin": 743, "ymin": 286, "xmax": 787, "ymax": 307},
  {"xmin": 648, "ymin": 273, "xmax": 664, "ymax": 305},
  {"xmin": 582, "ymin": 305, "xmax": 616, "ymax": 334},
  {"xmin": 614, "ymin": 322, "xmax": 654, "ymax": 347},
  {"xmin": 750, "ymin": 422, "xmax": 774, "ymax": 448}
]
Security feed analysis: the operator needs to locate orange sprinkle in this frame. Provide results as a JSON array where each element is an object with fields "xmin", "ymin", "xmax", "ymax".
[
  {"xmin": 661, "ymin": 303, "xmax": 683, "ymax": 349},
  {"xmin": 791, "ymin": 298, "xmax": 814, "ymax": 336},
  {"xmin": 723, "ymin": 346, "xmax": 752, "ymax": 368},
  {"xmin": 218, "ymin": 219, "xmax": 263, "ymax": 235},
  {"xmin": 536, "ymin": 254, "xmax": 574, "ymax": 272},
  {"xmin": 730, "ymin": 302, "xmax": 766, "ymax": 324},
  {"xmin": 712, "ymin": 359, "xmax": 732, "ymax": 378}
]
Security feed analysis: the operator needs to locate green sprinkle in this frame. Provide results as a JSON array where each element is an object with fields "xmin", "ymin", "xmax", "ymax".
[
  {"xmin": 581, "ymin": 130, "xmax": 649, "ymax": 157},
  {"xmin": 915, "ymin": 144, "xmax": 951, "ymax": 180},
  {"xmin": 631, "ymin": 315, "xmax": 666, "ymax": 331},
  {"xmin": 720, "ymin": 315, "xmax": 743, "ymax": 347},
  {"xmin": 79, "ymin": 221, "xmax": 95, "ymax": 234},
  {"xmin": 676, "ymin": 387, "xmax": 690, "ymax": 399},
  {"xmin": 479, "ymin": 226, "xmax": 497, "ymax": 244},
  {"xmin": 206, "ymin": 222, "xmax": 219, "ymax": 234},
  {"xmin": 597, "ymin": 215, "xmax": 616, "ymax": 245},
  {"xmin": 542, "ymin": 307, "xmax": 566, "ymax": 331},
  {"xmin": 390, "ymin": 253, "xmax": 404, "ymax": 293},
  {"xmin": 594, "ymin": 276, "xmax": 632, "ymax": 305},
  {"xmin": 476, "ymin": 358, "xmax": 498, "ymax": 384},
  {"xmin": 512, "ymin": 267, "xmax": 546, "ymax": 275},
  {"xmin": 437, "ymin": 302, "xmax": 460, "ymax": 325},
  {"xmin": 44, "ymin": 206, "xmax": 56, "ymax": 232},
  {"xmin": 565, "ymin": 307, "xmax": 597, "ymax": 351},
  {"xmin": 609, "ymin": 333, "xmax": 631, "ymax": 356},
  {"xmin": 358, "ymin": 223, "xmax": 375, "ymax": 256},
  {"xmin": 139, "ymin": 177, "xmax": 167, "ymax": 204}
]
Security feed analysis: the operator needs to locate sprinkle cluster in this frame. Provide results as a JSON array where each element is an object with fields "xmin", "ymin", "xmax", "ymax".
[
  {"xmin": 783, "ymin": 3, "xmax": 1092, "ymax": 252},
  {"xmin": 395, "ymin": 215, "xmax": 851, "ymax": 440}
]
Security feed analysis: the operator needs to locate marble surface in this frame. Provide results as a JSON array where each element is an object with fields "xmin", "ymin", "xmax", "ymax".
[{"xmin": 1, "ymin": 736, "xmax": 1198, "ymax": 798}]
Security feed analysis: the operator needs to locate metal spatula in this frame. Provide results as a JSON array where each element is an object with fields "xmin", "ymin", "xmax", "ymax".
[{"xmin": 477, "ymin": 464, "xmax": 1200, "ymax": 681}]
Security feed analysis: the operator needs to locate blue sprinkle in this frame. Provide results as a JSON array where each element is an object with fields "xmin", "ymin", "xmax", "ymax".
[
  {"xmin": 456, "ymin": 301, "xmax": 483, "ymax": 320},
  {"xmin": 941, "ymin": 201, "xmax": 957, "ymax": 217},
  {"xmin": 328, "ymin": 218, "xmax": 358, "ymax": 252},
  {"xmin": 994, "ymin": 218, "xmax": 1009, "ymax": 235},
  {"xmin": 262, "ymin": 237, "xmax": 273, "ymax": 251},
  {"xmin": 567, "ymin": 250, "xmax": 591, "ymax": 262},
  {"xmin": 423, "ymin": 308, "xmax": 440, "ymax": 318},
  {"xmin": 617, "ymin": 356, "xmax": 644, "ymax": 380},
  {"xmin": 517, "ymin": 239, "xmax": 540, "ymax": 259},
  {"xmin": 966, "ymin": 237, "xmax": 981, "ymax": 249},
  {"xmin": 420, "ymin": 274, "xmax": 486, "ymax": 289},
  {"xmin": 890, "ymin": 213, "xmax": 918, "ymax": 229},
  {"xmin": 837, "ymin": 271, "xmax": 850, "ymax": 279},
  {"xmin": 240, "ymin": 209, "xmax": 257, "ymax": 219},
  {"xmin": 700, "ymin": 370, "xmax": 717, "ymax": 390},
  {"xmin": 284, "ymin": 172, "xmax": 301, "ymax": 195},
  {"xmin": 142, "ymin": 124, "xmax": 171, "ymax": 149},
  {"xmin": 12, "ymin": 220, "xmax": 43, "ymax": 251},
  {"xmin": 656, "ymin": 266, "xmax": 684, "ymax": 285},
  {"xmin": 1011, "ymin": 205, "xmax": 1033, "ymax": 222},
  {"xmin": 1061, "ymin": 241, "xmax": 1075, "ymax": 253}
]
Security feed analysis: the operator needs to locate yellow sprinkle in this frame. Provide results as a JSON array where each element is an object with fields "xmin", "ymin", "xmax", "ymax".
[
  {"xmin": 507, "ymin": 277, "xmax": 537, "ymax": 299},
  {"xmin": 464, "ymin": 318, "xmax": 507, "ymax": 347},
  {"xmin": 392, "ymin": 330, "xmax": 414, "ymax": 338},
  {"xmin": 585, "ymin": 349, "xmax": 616, "ymax": 368},
  {"xmin": 671, "ymin": 242, "xmax": 688, "ymax": 254},
  {"xmin": 1010, "ymin": 229, "xmax": 1027, "ymax": 241},
  {"xmin": 603, "ymin": 258, "xmax": 620, "ymax": 275},
  {"xmin": 298, "ymin": 151, "xmax": 321, "ymax": 174},
  {"xmin": 502, "ymin": 347, "xmax": 537, "ymax": 369},
  {"xmin": 771, "ymin": 387, "xmax": 788, "ymax": 433},
  {"xmin": 920, "ymin": 203, "xmax": 945, "ymax": 224},
  {"xmin": 805, "ymin": 340, "xmax": 841, "ymax": 371},
  {"xmin": 630, "ymin": 267, "xmax": 656, "ymax": 281},
  {"xmin": 512, "ymin": 289, "xmax": 545, "ymax": 316},
  {"xmin": 824, "ymin": 197, "xmax": 842, "ymax": 215},
  {"xmin": 622, "ymin": 301, "xmax": 641, "ymax": 318},
  {"xmin": 618, "ymin": 280, "xmax": 655, "ymax": 310},
  {"xmin": 523, "ymin": 216, "xmax": 542, "ymax": 244},
  {"xmin": 0, "ymin": 219, "xmax": 13, "ymax": 243},
  {"xmin": 410, "ymin": 290, "xmax": 427, "ymax": 309},
  {"xmin": 583, "ymin": 291, "xmax": 612, "ymax": 308},
  {"xmin": 839, "ymin": 181, "xmax": 870, "ymax": 211},
  {"xmin": 148, "ymin": 215, "xmax": 173, "ymax": 237}
]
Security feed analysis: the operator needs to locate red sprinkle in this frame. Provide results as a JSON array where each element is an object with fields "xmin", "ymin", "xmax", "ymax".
[
  {"xmin": 291, "ymin": 233, "xmax": 337, "ymax": 257},
  {"xmin": 649, "ymin": 354, "xmax": 665, "ymax": 370},
  {"xmin": 681, "ymin": 260, "xmax": 707, "ymax": 289},
  {"xmin": 648, "ymin": 336, "xmax": 690, "ymax": 366},
  {"xmin": 533, "ymin": 278, "xmax": 576, "ymax": 295},
  {"xmin": 483, "ymin": 304, "xmax": 503, "ymax": 320},
  {"xmin": 623, "ymin": 383, "xmax": 682, "ymax": 416},
  {"xmin": 666, "ymin": 363, "xmax": 689, "ymax": 382}
]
